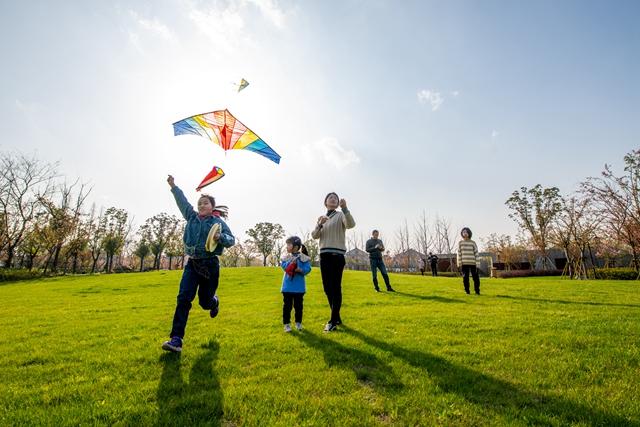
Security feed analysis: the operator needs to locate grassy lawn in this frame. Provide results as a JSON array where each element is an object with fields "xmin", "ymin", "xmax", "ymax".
[{"xmin": 0, "ymin": 268, "xmax": 639, "ymax": 426}]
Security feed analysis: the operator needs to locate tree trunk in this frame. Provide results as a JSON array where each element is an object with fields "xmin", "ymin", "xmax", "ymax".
[
  {"xmin": 139, "ymin": 256, "xmax": 144, "ymax": 272},
  {"xmin": 4, "ymin": 246, "xmax": 15, "ymax": 268},
  {"xmin": 51, "ymin": 244, "xmax": 62, "ymax": 273}
]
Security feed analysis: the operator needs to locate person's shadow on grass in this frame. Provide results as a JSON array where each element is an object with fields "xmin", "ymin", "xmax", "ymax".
[
  {"xmin": 293, "ymin": 330, "xmax": 403, "ymax": 392},
  {"xmin": 341, "ymin": 326, "xmax": 636, "ymax": 426},
  {"xmin": 156, "ymin": 340, "xmax": 224, "ymax": 426},
  {"xmin": 393, "ymin": 291, "xmax": 465, "ymax": 304}
]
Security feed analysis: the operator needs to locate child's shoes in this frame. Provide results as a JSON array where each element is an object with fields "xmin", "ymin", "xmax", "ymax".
[
  {"xmin": 162, "ymin": 336, "xmax": 183, "ymax": 352},
  {"xmin": 210, "ymin": 295, "xmax": 220, "ymax": 318}
]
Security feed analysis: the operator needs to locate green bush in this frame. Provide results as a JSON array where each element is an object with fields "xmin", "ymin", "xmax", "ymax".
[
  {"xmin": 0, "ymin": 269, "xmax": 42, "ymax": 283},
  {"xmin": 594, "ymin": 268, "xmax": 639, "ymax": 280}
]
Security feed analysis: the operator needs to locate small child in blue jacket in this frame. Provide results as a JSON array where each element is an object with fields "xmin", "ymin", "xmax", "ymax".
[
  {"xmin": 162, "ymin": 175, "xmax": 235, "ymax": 353},
  {"xmin": 281, "ymin": 236, "xmax": 312, "ymax": 332}
]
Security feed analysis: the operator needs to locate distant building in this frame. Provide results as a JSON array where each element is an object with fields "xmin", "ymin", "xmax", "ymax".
[{"xmin": 345, "ymin": 248, "xmax": 369, "ymax": 271}]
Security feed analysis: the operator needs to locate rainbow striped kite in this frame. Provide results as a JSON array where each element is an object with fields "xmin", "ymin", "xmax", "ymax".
[
  {"xmin": 196, "ymin": 166, "xmax": 225, "ymax": 191},
  {"xmin": 173, "ymin": 109, "xmax": 281, "ymax": 164}
]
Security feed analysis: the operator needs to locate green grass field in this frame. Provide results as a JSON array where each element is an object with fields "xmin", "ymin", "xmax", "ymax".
[{"xmin": 1, "ymin": 268, "xmax": 639, "ymax": 426}]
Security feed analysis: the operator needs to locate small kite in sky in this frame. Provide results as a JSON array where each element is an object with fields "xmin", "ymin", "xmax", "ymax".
[
  {"xmin": 173, "ymin": 109, "xmax": 281, "ymax": 164},
  {"xmin": 237, "ymin": 78, "xmax": 249, "ymax": 92},
  {"xmin": 196, "ymin": 165, "xmax": 225, "ymax": 191}
]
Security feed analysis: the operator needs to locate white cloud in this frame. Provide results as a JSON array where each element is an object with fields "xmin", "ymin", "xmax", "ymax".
[
  {"xmin": 188, "ymin": 3, "xmax": 250, "ymax": 52},
  {"xmin": 137, "ymin": 17, "xmax": 175, "ymax": 41},
  {"xmin": 247, "ymin": 0, "xmax": 288, "ymax": 28},
  {"xmin": 127, "ymin": 31, "xmax": 143, "ymax": 53},
  {"xmin": 301, "ymin": 137, "xmax": 360, "ymax": 170},
  {"xmin": 491, "ymin": 130, "xmax": 499, "ymax": 138},
  {"xmin": 451, "ymin": 90, "xmax": 460, "ymax": 97},
  {"xmin": 15, "ymin": 99, "xmax": 40, "ymax": 114},
  {"xmin": 417, "ymin": 90, "xmax": 444, "ymax": 111},
  {"xmin": 187, "ymin": 0, "xmax": 291, "ymax": 51}
]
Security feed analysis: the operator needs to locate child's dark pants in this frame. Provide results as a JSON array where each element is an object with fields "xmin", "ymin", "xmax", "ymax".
[
  {"xmin": 282, "ymin": 292, "xmax": 304, "ymax": 324},
  {"xmin": 169, "ymin": 257, "xmax": 219, "ymax": 339}
]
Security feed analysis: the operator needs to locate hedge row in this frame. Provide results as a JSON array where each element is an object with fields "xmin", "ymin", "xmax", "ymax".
[
  {"xmin": 0, "ymin": 269, "xmax": 43, "ymax": 283},
  {"xmin": 594, "ymin": 268, "xmax": 639, "ymax": 280}
]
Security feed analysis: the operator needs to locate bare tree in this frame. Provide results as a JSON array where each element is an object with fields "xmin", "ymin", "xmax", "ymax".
[
  {"xmin": 394, "ymin": 219, "xmax": 411, "ymax": 271},
  {"xmin": 414, "ymin": 210, "xmax": 434, "ymax": 264},
  {"xmin": 483, "ymin": 233, "xmax": 524, "ymax": 271},
  {"xmin": 0, "ymin": 152, "xmax": 57, "ymax": 267},
  {"xmin": 581, "ymin": 149, "xmax": 640, "ymax": 271},
  {"xmin": 434, "ymin": 215, "xmax": 457, "ymax": 272}
]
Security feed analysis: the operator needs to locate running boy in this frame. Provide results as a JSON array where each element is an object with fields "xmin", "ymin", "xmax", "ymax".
[{"xmin": 162, "ymin": 175, "xmax": 235, "ymax": 352}]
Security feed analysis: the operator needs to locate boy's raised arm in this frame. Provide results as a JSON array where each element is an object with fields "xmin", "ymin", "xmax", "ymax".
[{"xmin": 168, "ymin": 175, "xmax": 196, "ymax": 220}]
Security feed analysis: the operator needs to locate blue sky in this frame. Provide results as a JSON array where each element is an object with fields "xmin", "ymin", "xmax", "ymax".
[{"xmin": 1, "ymin": 0, "xmax": 638, "ymax": 250}]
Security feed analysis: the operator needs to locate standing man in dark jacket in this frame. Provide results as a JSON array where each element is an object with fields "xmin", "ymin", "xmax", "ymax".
[
  {"xmin": 365, "ymin": 230, "xmax": 395, "ymax": 292},
  {"xmin": 428, "ymin": 252, "xmax": 439, "ymax": 277}
]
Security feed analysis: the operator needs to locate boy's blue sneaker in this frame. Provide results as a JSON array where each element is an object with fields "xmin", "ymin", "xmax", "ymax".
[
  {"xmin": 210, "ymin": 295, "xmax": 220, "ymax": 318},
  {"xmin": 162, "ymin": 336, "xmax": 183, "ymax": 353}
]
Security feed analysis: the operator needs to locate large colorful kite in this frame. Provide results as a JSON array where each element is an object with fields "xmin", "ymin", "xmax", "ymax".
[{"xmin": 173, "ymin": 109, "xmax": 281, "ymax": 164}]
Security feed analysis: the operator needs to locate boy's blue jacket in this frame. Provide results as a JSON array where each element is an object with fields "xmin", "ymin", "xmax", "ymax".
[
  {"xmin": 280, "ymin": 253, "xmax": 311, "ymax": 293},
  {"xmin": 171, "ymin": 186, "xmax": 235, "ymax": 258}
]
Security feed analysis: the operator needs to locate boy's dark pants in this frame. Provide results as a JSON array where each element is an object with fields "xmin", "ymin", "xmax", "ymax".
[
  {"xmin": 170, "ymin": 257, "xmax": 219, "ymax": 339},
  {"xmin": 431, "ymin": 264, "xmax": 438, "ymax": 276},
  {"xmin": 320, "ymin": 253, "xmax": 345, "ymax": 324},
  {"xmin": 370, "ymin": 258, "xmax": 391, "ymax": 290},
  {"xmin": 282, "ymin": 292, "xmax": 304, "ymax": 324},
  {"xmin": 461, "ymin": 265, "xmax": 480, "ymax": 294}
]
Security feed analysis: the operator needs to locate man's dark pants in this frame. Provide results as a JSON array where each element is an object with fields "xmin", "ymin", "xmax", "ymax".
[{"xmin": 370, "ymin": 257, "xmax": 391, "ymax": 290}]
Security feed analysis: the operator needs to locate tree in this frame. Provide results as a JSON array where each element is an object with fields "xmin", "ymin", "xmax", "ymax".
[
  {"xmin": 246, "ymin": 222, "xmax": 285, "ymax": 266},
  {"xmin": 550, "ymin": 196, "xmax": 601, "ymax": 279},
  {"xmin": 302, "ymin": 234, "xmax": 318, "ymax": 266},
  {"xmin": 414, "ymin": 210, "xmax": 434, "ymax": 264},
  {"xmin": 86, "ymin": 205, "xmax": 106, "ymax": 274},
  {"xmin": 434, "ymin": 215, "xmax": 457, "ymax": 272},
  {"xmin": 102, "ymin": 207, "xmax": 130, "ymax": 273},
  {"xmin": 505, "ymin": 185, "xmax": 562, "ymax": 270},
  {"xmin": 240, "ymin": 239, "xmax": 257, "ymax": 266},
  {"xmin": 140, "ymin": 213, "xmax": 181, "ymax": 270},
  {"xmin": 0, "ymin": 152, "xmax": 57, "ymax": 267},
  {"xmin": 38, "ymin": 180, "xmax": 91, "ymax": 273},
  {"xmin": 394, "ymin": 219, "xmax": 411, "ymax": 271},
  {"xmin": 581, "ymin": 149, "xmax": 640, "ymax": 271},
  {"xmin": 220, "ymin": 244, "xmax": 242, "ymax": 267},
  {"xmin": 164, "ymin": 222, "xmax": 184, "ymax": 270},
  {"xmin": 133, "ymin": 238, "xmax": 151, "ymax": 272},
  {"xmin": 483, "ymin": 233, "xmax": 524, "ymax": 271}
]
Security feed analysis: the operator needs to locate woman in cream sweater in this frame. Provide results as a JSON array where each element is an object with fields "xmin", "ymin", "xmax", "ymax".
[{"xmin": 311, "ymin": 192, "xmax": 356, "ymax": 332}]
